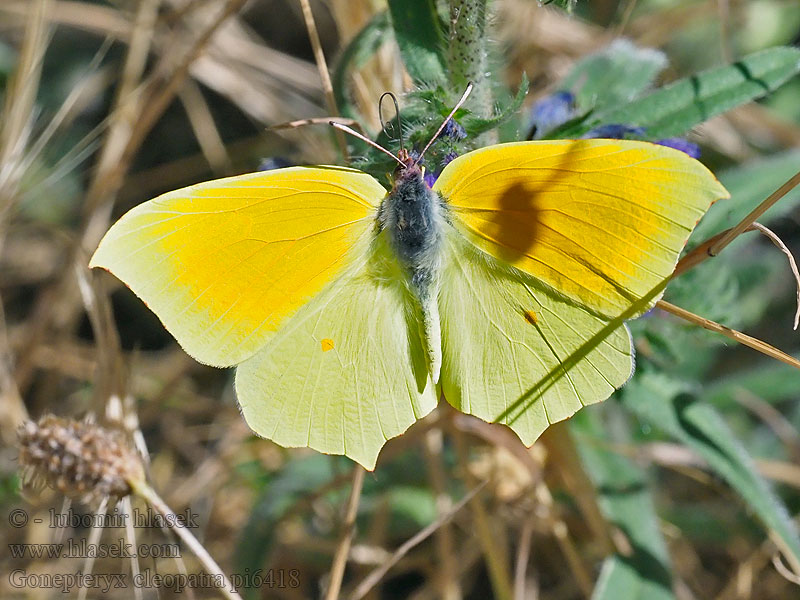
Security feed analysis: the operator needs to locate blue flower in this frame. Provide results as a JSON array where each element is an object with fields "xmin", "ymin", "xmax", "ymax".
[
  {"xmin": 423, "ymin": 152, "xmax": 460, "ymax": 188},
  {"xmin": 580, "ymin": 125, "xmax": 701, "ymax": 158},
  {"xmin": 258, "ymin": 157, "xmax": 293, "ymax": 171},
  {"xmin": 529, "ymin": 91, "xmax": 575, "ymax": 139},
  {"xmin": 442, "ymin": 119, "xmax": 467, "ymax": 140},
  {"xmin": 654, "ymin": 137, "xmax": 700, "ymax": 159},
  {"xmin": 581, "ymin": 124, "xmax": 646, "ymax": 139}
]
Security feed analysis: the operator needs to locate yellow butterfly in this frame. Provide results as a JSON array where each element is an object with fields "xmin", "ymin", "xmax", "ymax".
[{"xmin": 90, "ymin": 96, "xmax": 728, "ymax": 469}]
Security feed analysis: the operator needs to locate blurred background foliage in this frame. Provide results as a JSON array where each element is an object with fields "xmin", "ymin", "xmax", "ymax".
[{"xmin": 1, "ymin": 0, "xmax": 800, "ymax": 598}]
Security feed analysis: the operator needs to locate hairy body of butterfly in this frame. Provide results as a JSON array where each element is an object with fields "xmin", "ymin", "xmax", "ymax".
[
  {"xmin": 90, "ymin": 139, "xmax": 728, "ymax": 468},
  {"xmin": 378, "ymin": 159, "xmax": 446, "ymax": 383}
]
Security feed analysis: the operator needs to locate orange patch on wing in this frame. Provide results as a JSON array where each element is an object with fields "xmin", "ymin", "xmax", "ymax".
[
  {"xmin": 524, "ymin": 310, "xmax": 538, "ymax": 325},
  {"xmin": 321, "ymin": 338, "xmax": 335, "ymax": 352}
]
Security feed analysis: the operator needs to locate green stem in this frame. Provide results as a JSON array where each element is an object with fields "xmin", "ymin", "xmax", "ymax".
[{"xmin": 448, "ymin": 0, "xmax": 492, "ymax": 119}]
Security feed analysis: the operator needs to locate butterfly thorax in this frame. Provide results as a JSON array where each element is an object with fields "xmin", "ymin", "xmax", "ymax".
[
  {"xmin": 377, "ymin": 158, "xmax": 445, "ymax": 382},
  {"xmin": 378, "ymin": 161, "xmax": 444, "ymax": 297}
]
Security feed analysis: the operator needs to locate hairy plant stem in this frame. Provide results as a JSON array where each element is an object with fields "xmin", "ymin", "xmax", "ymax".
[{"xmin": 448, "ymin": 0, "xmax": 493, "ymax": 129}]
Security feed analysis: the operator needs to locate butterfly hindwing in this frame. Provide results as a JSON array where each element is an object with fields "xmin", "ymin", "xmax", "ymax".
[
  {"xmin": 235, "ymin": 233, "xmax": 438, "ymax": 469},
  {"xmin": 438, "ymin": 228, "xmax": 634, "ymax": 443},
  {"xmin": 90, "ymin": 166, "xmax": 385, "ymax": 366}
]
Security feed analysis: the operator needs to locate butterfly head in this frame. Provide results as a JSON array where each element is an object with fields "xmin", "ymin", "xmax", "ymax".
[{"xmin": 393, "ymin": 148, "xmax": 425, "ymax": 184}]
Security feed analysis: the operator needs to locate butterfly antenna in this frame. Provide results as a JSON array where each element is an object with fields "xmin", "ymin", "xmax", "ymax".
[
  {"xmin": 329, "ymin": 121, "xmax": 405, "ymax": 167},
  {"xmin": 414, "ymin": 82, "xmax": 474, "ymax": 167},
  {"xmin": 379, "ymin": 92, "xmax": 405, "ymax": 153}
]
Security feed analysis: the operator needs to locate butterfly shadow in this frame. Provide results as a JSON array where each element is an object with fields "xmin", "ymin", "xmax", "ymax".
[{"xmin": 475, "ymin": 139, "xmax": 609, "ymax": 267}]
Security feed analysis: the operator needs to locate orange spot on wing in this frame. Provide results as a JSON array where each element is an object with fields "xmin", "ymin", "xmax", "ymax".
[
  {"xmin": 524, "ymin": 310, "xmax": 538, "ymax": 325},
  {"xmin": 321, "ymin": 338, "xmax": 335, "ymax": 352}
]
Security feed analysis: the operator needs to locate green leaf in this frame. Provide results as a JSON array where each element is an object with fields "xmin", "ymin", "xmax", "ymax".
[
  {"xmin": 387, "ymin": 0, "xmax": 446, "ymax": 85},
  {"xmin": 386, "ymin": 485, "xmax": 437, "ymax": 531},
  {"xmin": 563, "ymin": 39, "xmax": 667, "ymax": 114},
  {"xmin": 703, "ymin": 362, "xmax": 800, "ymax": 407},
  {"xmin": 235, "ymin": 455, "xmax": 336, "ymax": 595},
  {"xmin": 592, "ymin": 555, "xmax": 674, "ymax": 600},
  {"xmin": 573, "ymin": 412, "xmax": 674, "ymax": 600},
  {"xmin": 557, "ymin": 47, "xmax": 800, "ymax": 139},
  {"xmin": 332, "ymin": 11, "xmax": 390, "ymax": 119},
  {"xmin": 541, "ymin": 0, "xmax": 577, "ymax": 13},
  {"xmin": 462, "ymin": 74, "xmax": 529, "ymax": 137},
  {"xmin": 604, "ymin": 46, "xmax": 800, "ymax": 138},
  {"xmin": 621, "ymin": 373, "xmax": 800, "ymax": 570}
]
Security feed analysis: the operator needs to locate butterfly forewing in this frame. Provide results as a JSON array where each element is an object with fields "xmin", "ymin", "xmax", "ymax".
[
  {"xmin": 433, "ymin": 139, "xmax": 729, "ymax": 319},
  {"xmin": 90, "ymin": 166, "xmax": 385, "ymax": 367},
  {"xmin": 433, "ymin": 139, "xmax": 727, "ymax": 443}
]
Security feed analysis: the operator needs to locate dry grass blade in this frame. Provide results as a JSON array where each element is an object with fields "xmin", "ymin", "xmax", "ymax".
[
  {"xmin": 656, "ymin": 300, "xmax": 800, "ymax": 370},
  {"xmin": 513, "ymin": 515, "xmax": 536, "ymax": 600},
  {"xmin": 271, "ymin": 117, "xmax": 361, "ymax": 131},
  {"xmin": 0, "ymin": 0, "xmax": 49, "ymax": 440},
  {"xmin": 534, "ymin": 481, "xmax": 594, "ymax": 597},
  {"xmin": 83, "ymin": 0, "xmax": 160, "ymax": 216},
  {"xmin": 75, "ymin": 261, "xmax": 125, "ymax": 405},
  {"xmin": 186, "ymin": 18, "xmax": 321, "ymax": 124},
  {"xmin": 0, "ymin": 300, "xmax": 27, "ymax": 443},
  {"xmin": 708, "ymin": 170, "xmax": 800, "ymax": 259},
  {"xmin": 772, "ymin": 552, "xmax": 800, "ymax": 585},
  {"xmin": 747, "ymin": 223, "xmax": 800, "ymax": 329},
  {"xmin": 131, "ymin": 479, "xmax": 243, "ymax": 600},
  {"xmin": 674, "ymin": 227, "xmax": 730, "ymax": 276},
  {"xmin": 179, "ymin": 80, "xmax": 231, "ymax": 174},
  {"xmin": 121, "ymin": 496, "xmax": 144, "ymax": 600},
  {"xmin": 423, "ymin": 427, "xmax": 462, "ymax": 600},
  {"xmin": 541, "ymin": 423, "xmax": 615, "ymax": 554},
  {"xmin": 717, "ymin": 0, "xmax": 733, "ymax": 63},
  {"xmin": 76, "ymin": 496, "xmax": 110, "ymax": 600},
  {"xmin": 0, "ymin": 0, "xmax": 49, "ymax": 211},
  {"xmin": 325, "ymin": 465, "xmax": 366, "ymax": 600},
  {"xmin": 452, "ymin": 425, "xmax": 513, "ymax": 600},
  {"xmin": 299, "ymin": 0, "xmax": 338, "ymax": 116},
  {"xmin": 17, "ymin": 37, "xmax": 113, "ymax": 190},
  {"xmin": 86, "ymin": 0, "xmax": 248, "ymax": 221},
  {"xmin": 0, "ymin": 0, "xmax": 129, "ymax": 38},
  {"xmin": 350, "ymin": 482, "xmax": 486, "ymax": 600},
  {"xmin": 678, "ymin": 221, "xmax": 800, "ymax": 327},
  {"xmin": 13, "ymin": 0, "xmax": 250, "ymax": 394},
  {"xmin": 299, "ymin": 0, "xmax": 348, "ymax": 160}
]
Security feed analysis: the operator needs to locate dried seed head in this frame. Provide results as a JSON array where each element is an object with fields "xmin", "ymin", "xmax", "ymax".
[{"xmin": 18, "ymin": 415, "xmax": 145, "ymax": 504}]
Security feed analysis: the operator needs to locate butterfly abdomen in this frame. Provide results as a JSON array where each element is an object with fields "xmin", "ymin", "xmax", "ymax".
[{"xmin": 379, "ymin": 166, "xmax": 445, "ymax": 382}]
